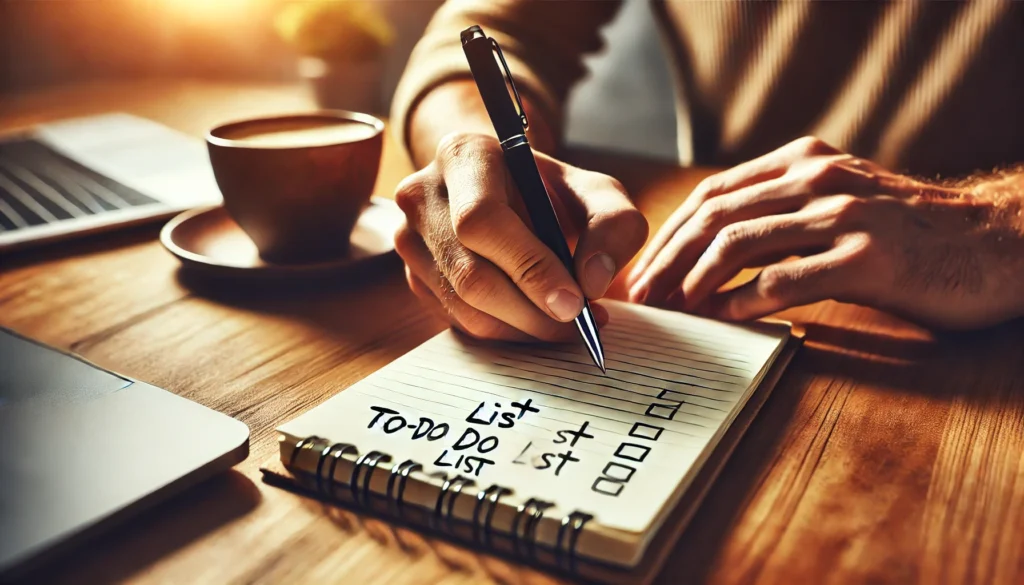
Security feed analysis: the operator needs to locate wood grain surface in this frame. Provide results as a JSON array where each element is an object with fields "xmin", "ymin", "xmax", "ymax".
[{"xmin": 1, "ymin": 81, "xmax": 1022, "ymax": 585}]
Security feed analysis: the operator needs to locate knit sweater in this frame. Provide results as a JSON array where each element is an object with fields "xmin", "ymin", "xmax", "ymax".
[{"xmin": 391, "ymin": 0, "xmax": 1022, "ymax": 177}]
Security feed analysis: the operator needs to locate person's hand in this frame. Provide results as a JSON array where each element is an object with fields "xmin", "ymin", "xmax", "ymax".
[
  {"xmin": 395, "ymin": 132, "xmax": 648, "ymax": 341},
  {"xmin": 627, "ymin": 136, "xmax": 1024, "ymax": 329}
]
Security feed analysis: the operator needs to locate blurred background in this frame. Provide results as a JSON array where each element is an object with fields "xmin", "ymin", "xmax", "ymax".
[{"xmin": 0, "ymin": 0, "xmax": 678, "ymax": 160}]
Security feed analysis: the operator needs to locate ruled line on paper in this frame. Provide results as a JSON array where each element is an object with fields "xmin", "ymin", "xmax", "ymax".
[
  {"xmin": 428, "ymin": 345, "xmax": 737, "ymax": 413},
  {"xmin": 371, "ymin": 371, "xmax": 706, "ymax": 444},
  {"xmin": 385, "ymin": 362, "xmax": 712, "ymax": 438},
  {"xmin": 395, "ymin": 358, "xmax": 723, "ymax": 434},
  {"xmin": 604, "ymin": 312, "xmax": 780, "ymax": 353},
  {"xmin": 480, "ymin": 340, "xmax": 749, "ymax": 385},
  {"xmin": 602, "ymin": 325, "xmax": 755, "ymax": 363},
  {"xmin": 601, "ymin": 326, "xmax": 752, "ymax": 364},
  {"xmin": 507, "ymin": 354, "xmax": 736, "ymax": 405},
  {"xmin": 402, "ymin": 355, "xmax": 720, "ymax": 425},
  {"xmin": 598, "ymin": 336, "xmax": 751, "ymax": 378},
  {"xmin": 458, "ymin": 348, "xmax": 746, "ymax": 406},
  {"xmin": 456, "ymin": 344, "xmax": 748, "ymax": 394},
  {"xmin": 602, "ymin": 313, "xmax": 765, "ymax": 348},
  {"xmin": 602, "ymin": 319, "xmax": 755, "ymax": 354}
]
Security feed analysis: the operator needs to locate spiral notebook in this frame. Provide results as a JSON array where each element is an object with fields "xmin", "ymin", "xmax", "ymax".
[{"xmin": 261, "ymin": 300, "xmax": 799, "ymax": 583}]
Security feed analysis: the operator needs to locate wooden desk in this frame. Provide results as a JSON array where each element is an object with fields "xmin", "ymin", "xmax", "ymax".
[{"xmin": 2, "ymin": 81, "xmax": 1022, "ymax": 585}]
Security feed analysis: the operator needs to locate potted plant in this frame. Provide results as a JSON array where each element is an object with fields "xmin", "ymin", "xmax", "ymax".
[{"xmin": 275, "ymin": 0, "xmax": 394, "ymax": 114}]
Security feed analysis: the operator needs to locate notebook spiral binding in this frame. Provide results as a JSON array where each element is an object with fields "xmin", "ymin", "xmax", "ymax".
[{"xmin": 288, "ymin": 435, "xmax": 595, "ymax": 571}]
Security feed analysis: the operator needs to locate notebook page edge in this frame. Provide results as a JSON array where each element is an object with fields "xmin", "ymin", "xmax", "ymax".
[{"xmin": 630, "ymin": 324, "xmax": 790, "ymax": 557}]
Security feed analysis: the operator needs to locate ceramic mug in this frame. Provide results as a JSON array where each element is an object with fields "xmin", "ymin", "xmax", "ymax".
[{"xmin": 206, "ymin": 111, "xmax": 384, "ymax": 263}]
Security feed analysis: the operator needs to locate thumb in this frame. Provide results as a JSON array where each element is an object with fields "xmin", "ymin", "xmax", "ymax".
[{"xmin": 538, "ymin": 154, "xmax": 648, "ymax": 299}]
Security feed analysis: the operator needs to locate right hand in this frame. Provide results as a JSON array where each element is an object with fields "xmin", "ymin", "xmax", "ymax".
[{"xmin": 394, "ymin": 132, "xmax": 648, "ymax": 342}]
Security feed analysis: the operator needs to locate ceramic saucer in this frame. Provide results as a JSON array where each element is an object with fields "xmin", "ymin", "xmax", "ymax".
[{"xmin": 160, "ymin": 197, "xmax": 403, "ymax": 280}]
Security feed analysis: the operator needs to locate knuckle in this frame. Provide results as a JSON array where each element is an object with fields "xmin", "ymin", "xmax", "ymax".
[
  {"xmin": 451, "ymin": 197, "xmax": 500, "ymax": 241},
  {"xmin": 445, "ymin": 253, "xmax": 494, "ymax": 306},
  {"xmin": 692, "ymin": 175, "xmax": 721, "ymax": 202},
  {"xmin": 714, "ymin": 224, "xmax": 749, "ymax": 258},
  {"xmin": 593, "ymin": 207, "xmax": 649, "ymax": 249},
  {"xmin": 830, "ymin": 195, "xmax": 868, "ymax": 225},
  {"xmin": 758, "ymin": 265, "xmax": 795, "ymax": 300},
  {"xmin": 509, "ymin": 250, "xmax": 550, "ymax": 290},
  {"xmin": 394, "ymin": 174, "xmax": 427, "ymax": 213},
  {"xmin": 696, "ymin": 199, "xmax": 727, "ymax": 230},
  {"xmin": 435, "ymin": 132, "xmax": 470, "ymax": 162},
  {"xmin": 435, "ymin": 132, "xmax": 492, "ymax": 162},
  {"xmin": 792, "ymin": 135, "xmax": 836, "ymax": 156},
  {"xmin": 803, "ymin": 159, "xmax": 843, "ymax": 192},
  {"xmin": 605, "ymin": 175, "xmax": 628, "ymax": 196},
  {"xmin": 840, "ymin": 232, "xmax": 875, "ymax": 264}
]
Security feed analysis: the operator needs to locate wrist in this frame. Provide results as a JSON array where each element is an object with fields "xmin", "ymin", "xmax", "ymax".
[
  {"xmin": 407, "ymin": 80, "xmax": 557, "ymax": 168},
  {"xmin": 408, "ymin": 81, "xmax": 493, "ymax": 167}
]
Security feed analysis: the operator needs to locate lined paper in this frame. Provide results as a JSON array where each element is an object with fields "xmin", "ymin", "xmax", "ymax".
[{"xmin": 279, "ymin": 300, "xmax": 788, "ymax": 535}]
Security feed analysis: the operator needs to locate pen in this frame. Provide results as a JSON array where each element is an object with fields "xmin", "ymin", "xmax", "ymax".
[{"xmin": 460, "ymin": 25, "xmax": 606, "ymax": 373}]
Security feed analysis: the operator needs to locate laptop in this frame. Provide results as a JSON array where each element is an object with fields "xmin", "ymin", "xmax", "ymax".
[
  {"xmin": 0, "ymin": 113, "xmax": 222, "ymax": 252},
  {"xmin": 0, "ymin": 328, "xmax": 249, "ymax": 578}
]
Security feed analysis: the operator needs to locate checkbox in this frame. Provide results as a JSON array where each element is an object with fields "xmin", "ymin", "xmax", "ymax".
[
  {"xmin": 629, "ymin": 422, "xmax": 664, "ymax": 441},
  {"xmin": 592, "ymin": 477, "xmax": 625, "ymax": 496},
  {"xmin": 614, "ymin": 442, "xmax": 651, "ymax": 462},
  {"xmin": 645, "ymin": 402, "xmax": 679, "ymax": 420}
]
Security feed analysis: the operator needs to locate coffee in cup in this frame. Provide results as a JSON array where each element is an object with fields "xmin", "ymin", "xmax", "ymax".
[{"xmin": 206, "ymin": 112, "xmax": 384, "ymax": 263}]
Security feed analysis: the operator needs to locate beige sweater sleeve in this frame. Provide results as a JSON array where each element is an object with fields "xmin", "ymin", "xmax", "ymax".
[{"xmin": 390, "ymin": 0, "xmax": 623, "ymax": 152}]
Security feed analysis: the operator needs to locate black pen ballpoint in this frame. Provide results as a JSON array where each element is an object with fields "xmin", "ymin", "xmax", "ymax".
[{"xmin": 461, "ymin": 25, "xmax": 606, "ymax": 373}]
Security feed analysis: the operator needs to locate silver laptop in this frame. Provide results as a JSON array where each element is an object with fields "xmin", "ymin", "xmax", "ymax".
[
  {"xmin": 0, "ymin": 328, "xmax": 249, "ymax": 578},
  {"xmin": 0, "ymin": 113, "xmax": 222, "ymax": 251}
]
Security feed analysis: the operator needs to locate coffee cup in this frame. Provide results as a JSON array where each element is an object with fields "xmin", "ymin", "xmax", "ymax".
[{"xmin": 206, "ymin": 111, "xmax": 384, "ymax": 263}]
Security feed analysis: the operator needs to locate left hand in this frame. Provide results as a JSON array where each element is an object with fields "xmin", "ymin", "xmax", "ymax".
[{"xmin": 626, "ymin": 136, "xmax": 1024, "ymax": 329}]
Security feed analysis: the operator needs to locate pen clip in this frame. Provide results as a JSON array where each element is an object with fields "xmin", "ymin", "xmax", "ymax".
[{"xmin": 491, "ymin": 38, "xmax": 529, "ymax": 131}]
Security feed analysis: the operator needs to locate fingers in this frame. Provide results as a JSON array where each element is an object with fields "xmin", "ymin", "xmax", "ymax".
[
  {"xmin": 436, "ymin": 134, "xmax": 584, "ymax": 322},
  {"xmin": 537, "ymin": 155, "xmax": 648, "ymax": 299},
  {"xmin": 629, "ymin": 142, "xmax": 904, "ymax": 307},
  {"xmin": 629, "ymin": 175, "xmax": 810, "ymax": 305},
  {"xmin": 394, "ymin": 222, "xmax": 576, "ymax": 342},
  {"xmin": 680, "ymin": 201, "xmax": 855, "ymax": 310},
  {"xmin": 394, "ymin": 131, "xmax": 636, "ymax": 341},
  {"xmin": 701, "ymin": 240, "xmax": 867, "ymax": 321},
  {"xmin": 405, "ymin": 266, "xmax": 536, "ymax": 342},
  {"xmin": 628, "ymin": 136, "xmax": 840, "ymax": 284}
]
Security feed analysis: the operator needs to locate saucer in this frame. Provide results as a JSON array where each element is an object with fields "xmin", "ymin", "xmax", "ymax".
[{"xmin": 160, "ymin": 197, "xmax": 404, "ymax": 280}]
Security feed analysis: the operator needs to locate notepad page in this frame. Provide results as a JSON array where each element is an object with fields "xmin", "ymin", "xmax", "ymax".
[{"xmin": 278, "ymin": 300, "xmax": 788, "ymax": 565}]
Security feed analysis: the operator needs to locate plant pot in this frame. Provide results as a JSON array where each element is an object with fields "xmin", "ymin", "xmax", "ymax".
[{"xmin": 298, "ymin": 56, "xmax": 383, "ymax": 115}]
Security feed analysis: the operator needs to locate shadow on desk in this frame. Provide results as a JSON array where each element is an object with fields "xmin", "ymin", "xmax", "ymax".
[
  {"xmin": 174, "ymin": 263, "xmax": 443, "ymax": 353},
  {"xmin": 0, "ymin": 223, "xmax": 163, "ymax": 270},
  {"xmin": 15, "ymin": 470, "xmax": 260, "ymax": 585},
  {"xmin": 800, "ymin": 318, "xmax": 1024, "ymax": 400}
]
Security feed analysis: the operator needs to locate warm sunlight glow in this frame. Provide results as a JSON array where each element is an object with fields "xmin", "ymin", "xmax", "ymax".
[{"xmin": 150, "ymin": 0, "xmax": 268, "ymax": 23}]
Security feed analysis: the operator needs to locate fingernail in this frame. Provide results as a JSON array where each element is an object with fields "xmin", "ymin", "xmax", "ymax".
[
  {"xmin": 546, "ymin": 289, "xmax": 583, "ymax": 322},
  {"xmin": 584, "ymin": 253, "xmax": 616, "ymax": 297}
]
